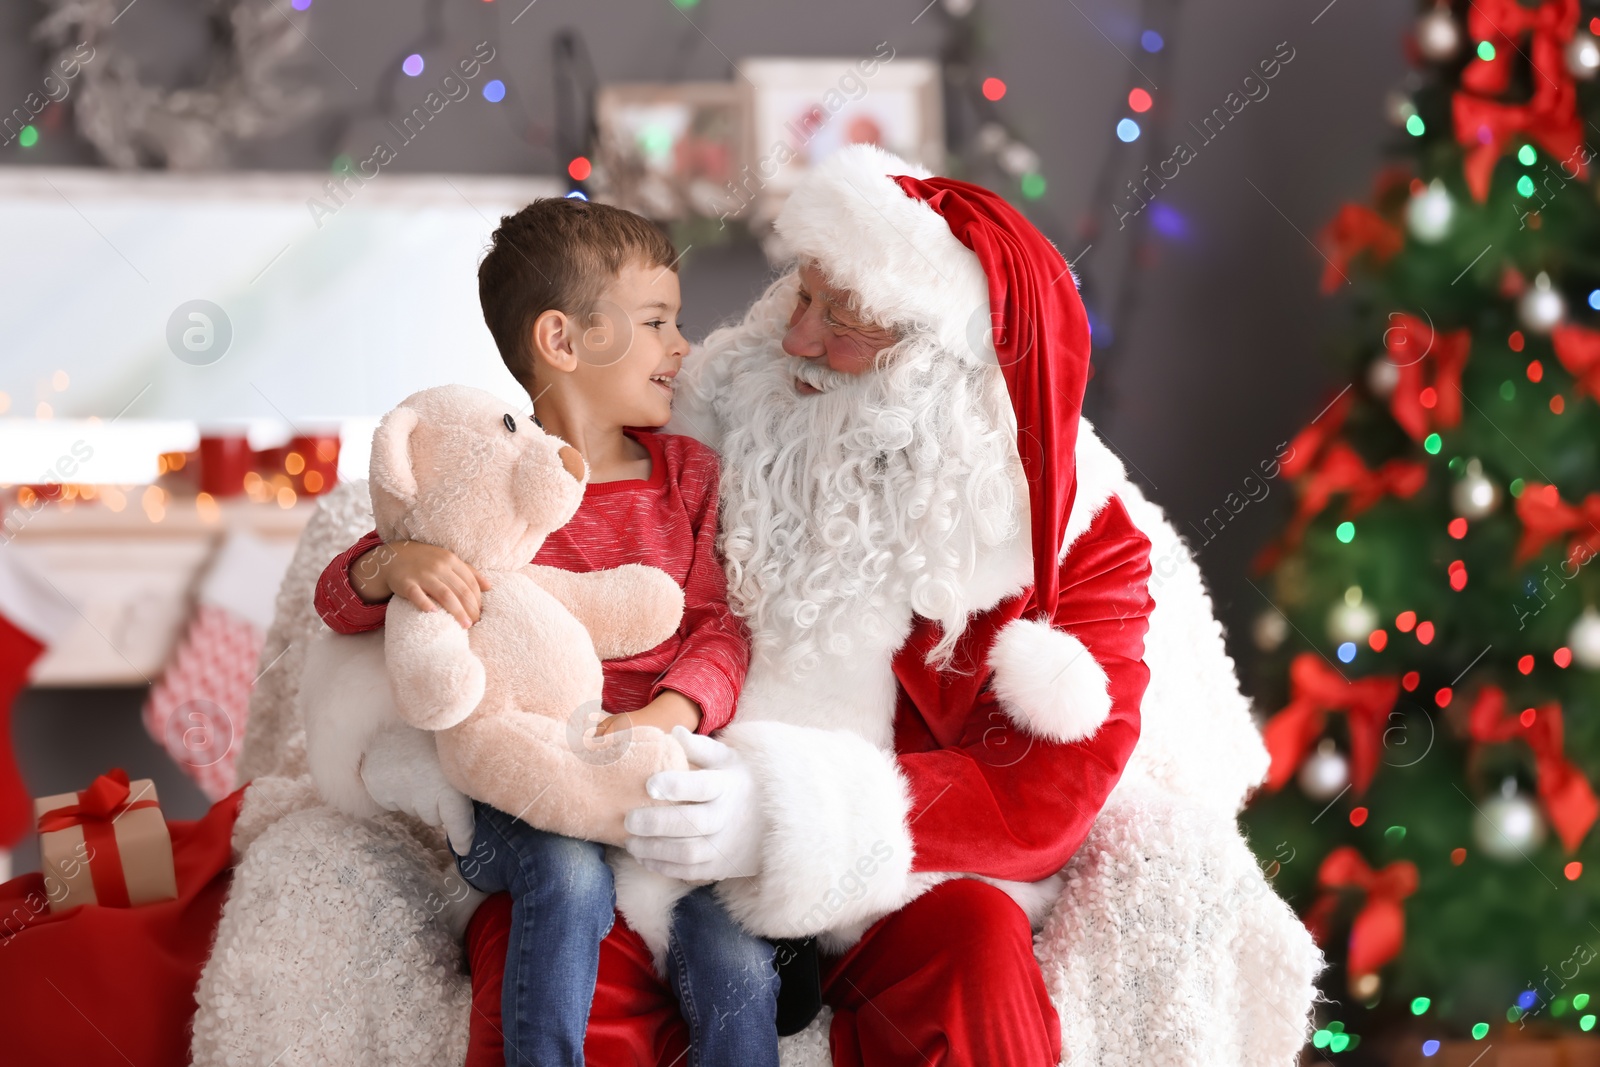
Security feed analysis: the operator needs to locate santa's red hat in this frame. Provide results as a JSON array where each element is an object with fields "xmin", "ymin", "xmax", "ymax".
[{"xmin": 770, "ymin": 143, "xmax": 1091, "ymax": 622}]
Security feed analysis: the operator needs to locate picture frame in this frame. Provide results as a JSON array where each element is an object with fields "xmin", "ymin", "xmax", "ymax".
[
  {"xmin": 733, "ymin": 53, "xmax": 945, "ymax": 226},
  {"xmin": 592, "ymin": 81, "xmax": 747, "ymax": 222}
]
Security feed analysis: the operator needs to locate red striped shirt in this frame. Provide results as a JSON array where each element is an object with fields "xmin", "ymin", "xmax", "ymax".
[{"xmin": 313, "ymin": 429, "xmax": 749, "ymax": 733}]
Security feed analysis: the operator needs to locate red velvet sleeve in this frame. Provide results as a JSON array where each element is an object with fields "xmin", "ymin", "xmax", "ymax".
[
  {"xmin": 898, "ymin": 496, "xmax": 1154, "ymax": 881},
  {"xmin": 313, "ymin": 529, "xmax": 392, "ymax": 635},
  {"xmin": 650, "ymin": 445, "xmax": 751, "ymax": 735}
]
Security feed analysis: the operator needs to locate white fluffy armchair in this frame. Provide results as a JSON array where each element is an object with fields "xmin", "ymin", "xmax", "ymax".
[{"xmin": 189, "ymin": 459, "xmax": 1321, "ymax": 1066}]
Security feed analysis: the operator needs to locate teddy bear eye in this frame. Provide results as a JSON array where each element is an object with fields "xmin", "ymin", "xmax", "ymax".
[{"xmin": 502, "ymin": 413, "xmax": 516, "ymax": 433}]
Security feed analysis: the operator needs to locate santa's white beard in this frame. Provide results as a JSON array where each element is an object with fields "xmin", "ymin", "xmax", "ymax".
[{"xmin": 698, "ymin": 273, "xmax": 1024, "ymax": 676}]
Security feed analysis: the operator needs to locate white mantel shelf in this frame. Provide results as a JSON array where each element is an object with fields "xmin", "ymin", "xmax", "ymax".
[{"xmin": 8, "ymin": 497, "xmax": 313, "ymax": 687}]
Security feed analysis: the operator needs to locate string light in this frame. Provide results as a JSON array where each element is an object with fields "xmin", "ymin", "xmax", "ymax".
[
  {"xmin": 1337, "ymin": 520, "xmax": 1356, "ymax": 542},
  {"xmin": 1500, "ymin": 380, "xmax": 1516, "ymax": 400},
  {"xmin": 1351, "ymin": 807, "xmax": 1369, "ymax": 826},
  {"xmin": 1020, "ymin": 173, "xmax": 1046, "ymax": 199},
  {"xmin": 1369, "ymin": 629, "xmax": 1388, "ymax": 651},
  {"xmin": 1128, "ymin": 88, "xmax": 1153, "ymax": 112},
  {"xmin": 19, "ymin": 126, "xmax": 38, "ymax": 148},
  {"xmin": 1412, "ymin": 997, "xmax": 1432, "ymax": 1015},
  {"xmin": 483, "ymin": 79, "xmax": 506, "ymax": 102},
  {"xmin": 1556, "ymin": 647, "xmax": 1573, "ymax": 667},
  {"xmin": 1436, "ymin": 687, "xmax": 1453, "ymax": 707},
  {"xmin": 1451, "ymin": 847, "xmax": 1466, "ymax": 864},
  {"xmin": 1397, "ymin": 611, "xmax": 1417, "ymax": 632},
  {"xmin": 1477, "ymin": 41, "xmax": 1496, "ymax": 61},
  {"xmin": 1417, "ymin": 620, "xmax": 1436, "ymax": 644},
  {"xmin": 1403, "ymin": 670, "xmax": 1421, "ymax": 690},
  {"xmin": 567, "ymin": 156, "xmax": 592, "ymax": 180},
  {"xmin": 1424, "ymin": 432, "xmax": 1442, "ymax": 454},
  {"xmin": 1509, "ymin": 330, "xmax": 1525, "ymax": 351},
  {"xmin": 1518, "ymin": 654, "xmax": 1535, "ymax": 674},
  {"xmin": 402, "ymin": 54, "xmax": 424, "ymax": 77},
  {"xmin": 982, "ymin": 77, "xmax": 1007, "ymax": 101},
  {"xmin": 1589, "ymin": 289, "xmax": 1600, "ymax": 310},
  {"xmin": 1406, "ymin": 114, "xmax": 1426, "ymax": 136},
  {"xmin": 1141, "ymin": 29, "xmax": 1164, "ymax": 52},
  {"xmin": 1423, "ymin": 1039, "xmax": 1440, "ymax": 1056},
  {"xmin": 1449, "ymin": 517, "xmax": 1468, "ymax": 538},
  {"xmin": 1116, "ymin": 118, "xmax": 1141, "ymax": 142},
  {"xmin": 1338, "ymin": 641, "xmax": 1357, "ymax": 662},
  {"xmin": 1472, "ymin": 1022, "xmax": 1490, "ymax": 1039},
  {"xmin": 1567, "ymin": 861, "xmax": 1583, "ymax": 880}
]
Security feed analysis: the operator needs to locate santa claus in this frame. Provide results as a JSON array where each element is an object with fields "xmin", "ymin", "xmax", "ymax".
[{"xmin": 463, "ymin": 143, "xmax": 1157, "ymax": 1065}]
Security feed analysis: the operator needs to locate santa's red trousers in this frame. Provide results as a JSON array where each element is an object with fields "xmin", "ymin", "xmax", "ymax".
[{"xmin": 463, "ymin": 877, "xmax": 1061, "ymax": 1066}]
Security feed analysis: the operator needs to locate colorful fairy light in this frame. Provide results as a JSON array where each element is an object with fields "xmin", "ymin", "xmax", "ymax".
[
  {"xmin": 1116, "ymin": 118, "xmax": 1141, "ymax": 142},
  {"xmin": 1472, "ymin": 1022, "xmax": 1490, "ymax": 1039},
  {"xmin": 1528, "ymin": 360, "xmax": 1544, "ymax": 381},
  {"xmin": 1020, "ymin": 173, "xmax": 1047, "ymax": 199},
  {"xmin": 1423, "ymin": 1040, "xmax": 1440, "ymax": 1056},
  {"xmin": 1128, "ymin": 88, "xmax": 1153, "ymax": 112},
  {"xmin": 1509, "ymin": 330, "xmax": 1525, "ymax": 351},
  {"xmin": 1141, "ymin": 29, "xmax": 1164, "ymax": 52},
  {"xmin": 1567, "ymin": 861, "xmax": 1583, "ymax": 880},
  {"xmin": 1412, "ymin": 997, "xmax": 1432, "ymax": 1015},
  {"xmin": 1397, "ymin": 611, "xmax": 1417, "ymax": 632},
  {"xmin": 1477, "ymin": 40, "xmax": 1496, "ymax": 61},
  {"xmin": 1369, "ymin": 629, "xmax": 1388, "ymax": 651},
  {"xmin": 1518, "ymin": 144, "xmax": 1538, "ymax": 165},
  {"xmin": 1451, "ymin": 847, "xmax": 1467, "ymax": 864},
  {"xmin": 1417, "ymin": 620, "xmax": 1436, "ymax": 644},
  {"xmin": 483, "ymin": 79, "xmax": 506, "ymax": 102},
  {"xmin": 1556, "ymin": 647, "xmax": 1573, "ymax": 667},
  {"xmin": 1350, "ymin": 807, "xmax": 1369, "ymax": 826},
  {"xmin": 982, "ymin": 77, "xmax": 1007, "ymax": 101},
  {"xmin": 568, "ymin": 156, "xmax": 592, "ymax": 180},
  {"xmin": 402, "ymin": 53, "xmax": 424, "ymax": 76},
  {"xmin": 1403, "ymin": 671, "xmax": 1421, "ymax": 690},
  {"xmin": 1337, "ymin": 520, "xmax": 1356, "ymax": 542},
  {"xmin": 1406, "ymin": 114, "xmax": 1426, "ymax": 136},
  {"xmin": 1518, "ymin": 654, "xmax": 1535, "ymax": 674},
  {"xmin": 1449, "ymin": 517, "xmax": 1468, "ymax": 538},
  {"xmin": 1338, "ymin": 642, "xmax": 1357, "ymax": 663},
  {"xmin": 1424, "ymin": 432, "xmax": 1442, "ymax": 454},
  {"xmin": 18, "ymin": 126, "xmax": 38, "ymax": 148},
  {"xmin": 1500, "ymin": 380, "xmax": 1516, "ymax": 400},
  {"xmin": 1436, "ymin": 687, "xmax": 1453, "ymax": 707}
]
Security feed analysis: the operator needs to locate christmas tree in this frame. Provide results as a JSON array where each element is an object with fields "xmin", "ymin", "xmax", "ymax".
[{"xmin": 1239, "ymin": 0, "xmax": 1600, "ymax": 1055}]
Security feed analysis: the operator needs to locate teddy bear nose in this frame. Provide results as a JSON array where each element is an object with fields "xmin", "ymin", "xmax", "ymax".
[{"xmin": 557, "ymin": 445, "xmax": 585, "ymax": 482}]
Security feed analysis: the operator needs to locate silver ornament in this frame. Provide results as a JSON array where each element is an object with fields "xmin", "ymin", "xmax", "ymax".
[
  {"xmin": 1451, "ymin": 458, "xmax": 1501, "ymax": 519},
  {"xmin": 1299, "ymin": 738, "xmax": 1351, "ymax": 801},
  {"xmin": 1254, "ymin": 609, "xmax": 1289, "ymax": 652},
  {"xmin": 1519, "ymin": 272, "xmax": 1566, "ymax": 334},
  {"xmin": 1416, "ymin": 7, "xmax": 1462, "ymax": 61},
  {"xmin": 1406, "ymin": 179, "xmax": 1454, "ymax": 243},
  {"xmin": 1328, "ymin": 587, "xmax": 1378, "ymax": 645},
  {"xmin": 1567, "ymin": 32, "xmax": 1599, "ymax": 80},
  {"xmin": 1368, "ymin": 356, "xmax": 1401, "ymax": 397},
  {"xmin": 1569, "ymin": 606, "xmax": 1600, "ymax": 670},
  {"xmin": 1472, "ymin": 778, "xmax": 1547, "ymax": 861}
]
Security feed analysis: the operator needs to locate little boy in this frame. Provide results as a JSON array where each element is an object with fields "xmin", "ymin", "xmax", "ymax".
[{"xmin": 313, "ymin": 198, "xmax": 779, "ymax": 1067}]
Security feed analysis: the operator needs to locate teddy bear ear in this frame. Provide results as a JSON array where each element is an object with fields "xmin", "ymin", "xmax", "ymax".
[{"xmin": 369, "ymin": 405, "xmax": 420, "ymax": 510}]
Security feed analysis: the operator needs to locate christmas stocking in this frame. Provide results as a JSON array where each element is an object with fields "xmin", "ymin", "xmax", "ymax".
[
  {"xmin": 0, "ymin": 549, "xmax": 78, "ymax": 849},
  {"xmin": 143, "ymin": 530, "xmax": 295, "ymax": 800}
]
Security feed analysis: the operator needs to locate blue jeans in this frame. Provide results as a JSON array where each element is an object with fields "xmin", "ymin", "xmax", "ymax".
[
  {"xmin": 456, "ymin": 801, "xmax": 779, "ymax": 1067},
  {"xmin": 456, "ymin": 801, "xmax": 615, "ymax": 1067},
  {"xmin": 667, "ymin": 885, "xmax": 780, "ymax": 1067}
]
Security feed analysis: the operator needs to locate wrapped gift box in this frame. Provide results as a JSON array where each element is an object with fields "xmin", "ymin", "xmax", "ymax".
[{"xmin": 34, "ymin": 769, "xmax": 178, "ymax": 912}]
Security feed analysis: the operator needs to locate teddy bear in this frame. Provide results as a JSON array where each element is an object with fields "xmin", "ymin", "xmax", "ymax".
[{"xmin": 302, "ymin": 384, "xmax": 691, "ymax": 851}]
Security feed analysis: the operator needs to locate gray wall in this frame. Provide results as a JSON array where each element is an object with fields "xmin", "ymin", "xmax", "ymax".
[{"xmin": 3, "ymin": 0, "xmax": 1413, "ymax": 835}]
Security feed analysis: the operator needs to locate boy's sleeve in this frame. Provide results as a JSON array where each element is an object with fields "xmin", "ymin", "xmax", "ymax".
[
  {"xmin": 650, "ymin": 447, "xmax": 751, "ymax": 735},
  {"xmin": 313, "ymin": 529, "xmax": 392, "ymax": 634}
]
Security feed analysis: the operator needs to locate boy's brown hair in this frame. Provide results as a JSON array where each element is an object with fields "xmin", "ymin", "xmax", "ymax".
[{"xmin": 478, "ymin": 197, "xmax": 679, "ymax": 388}]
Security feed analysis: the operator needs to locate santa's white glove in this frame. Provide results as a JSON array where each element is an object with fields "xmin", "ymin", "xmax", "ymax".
[
  {"xmin": 623, "ymin": 725, "xmax": 767, "ymax": 881},
  {"xmin": 360, "ymin": 724, "xmax": 477, "ymax": 856}
]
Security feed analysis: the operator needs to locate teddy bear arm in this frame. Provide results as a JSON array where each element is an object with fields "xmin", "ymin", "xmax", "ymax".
[
  {"xmin": 386, "ymin": 599, "xmax": 487, "ymax": 731},
  {"xmin": 521, "ymin": 564, "xmax": 685, "ymax": 660}
]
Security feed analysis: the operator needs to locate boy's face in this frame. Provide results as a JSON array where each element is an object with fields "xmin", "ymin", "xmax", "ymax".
[{"xmin": 548, "ymin": 258, "xmax": 690, "ymax": 428}]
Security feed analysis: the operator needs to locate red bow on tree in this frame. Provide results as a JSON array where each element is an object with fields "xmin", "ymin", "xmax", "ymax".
[
  {"xmin": 1452, "ymin": 0, "xmax": 1586, "ymax": 204},
  {"xmin": 1319, "ymin": 204, "xmax": 1404, "ymax": 294},
  {"xmin": 1304, "ymin": 846, "xmax": 1419, "ymax": 976},
  {"xmin": 1512, "ymin": 482, "xmax": 1600, "ymax": 566},
  {"xmin": 1466, "ymin": 686, "xmax": 1599, "ymax": 852},
  {"xmin": 1269, "ymin": 442, "xmax": 1429, "ymax": 564},
  {"xmin": 1279, "ymin": 392, "xmax": 1352, "ymax": 480},
  {"xmin": 1554, "ymin": 324, "xmax": 1600, "ymax": 403},
  {"xmin": 1264, "ymin": 653, "xmax": 1402, "ymax": 793},
  {"xmin": 1386, "ymin": 314, "xmax": 1472, "ymax": 440},
  {"xmin": 1460, "ymin": 0, "xmax": 1579, "ymax": 95}
]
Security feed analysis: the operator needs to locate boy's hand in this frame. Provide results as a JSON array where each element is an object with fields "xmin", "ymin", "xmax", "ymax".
[
  {"xmin": 593, "ymin": 689, "xmax": 703, "ymax": 738},
  {"xmin": 351, "ymin": 540, "xmax": 491, "ymax": 629}
]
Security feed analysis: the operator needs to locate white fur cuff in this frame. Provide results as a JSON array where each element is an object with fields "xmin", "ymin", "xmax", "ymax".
[
  {"xmin": 713, "ymin": 721, "xmax": 915, "ymax": 939},
  {"xmin": 988, "ymin": 617, "xmax": 1113, "ymax": 743}
]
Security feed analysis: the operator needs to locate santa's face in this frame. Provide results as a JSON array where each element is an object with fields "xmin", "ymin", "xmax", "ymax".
[{"xmin": 781, "ymin": 262, "xmax": 902, "ymax": 392}]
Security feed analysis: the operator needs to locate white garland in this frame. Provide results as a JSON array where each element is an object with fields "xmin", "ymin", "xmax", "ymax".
[{"xmin": 34, "ymin": 0, "xmax": 320, "ymax": 169}]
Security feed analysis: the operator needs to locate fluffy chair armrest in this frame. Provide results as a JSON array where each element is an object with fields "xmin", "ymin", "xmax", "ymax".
[{"xmin": 1036, "ymin": 785, "xmax": 1322, "ymax": 1067}]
